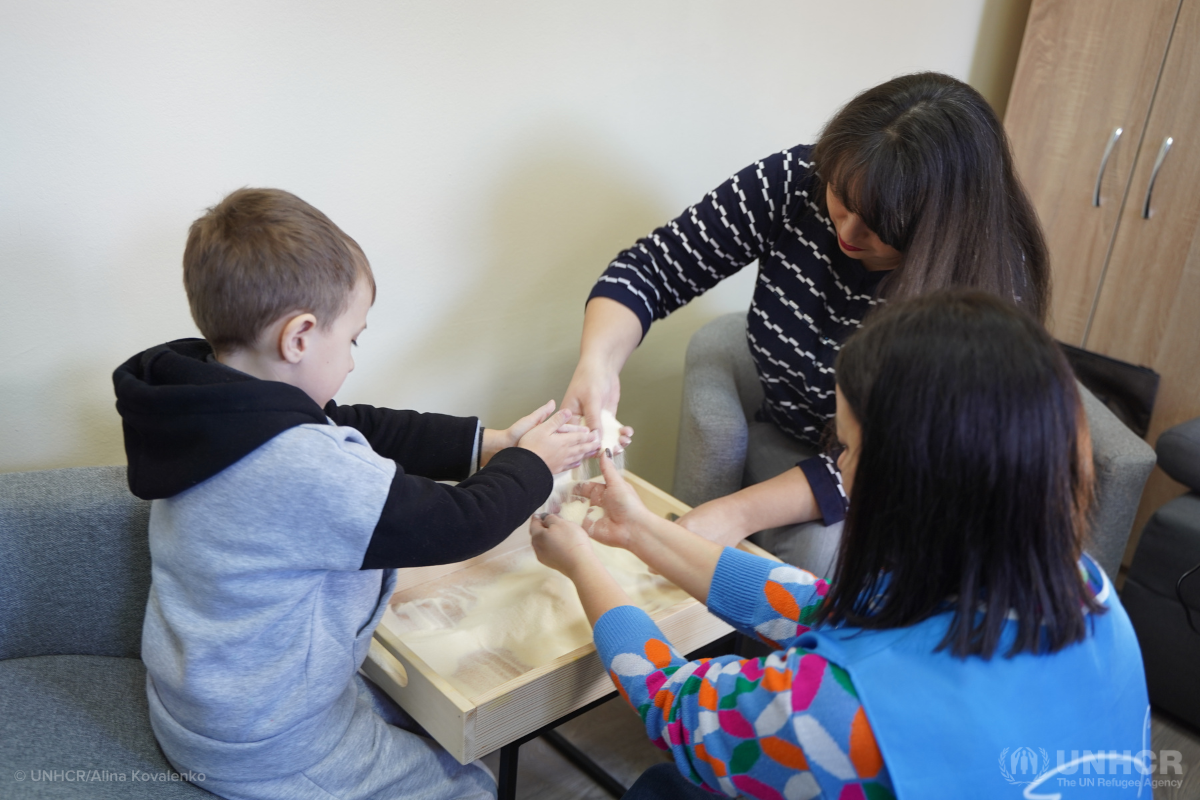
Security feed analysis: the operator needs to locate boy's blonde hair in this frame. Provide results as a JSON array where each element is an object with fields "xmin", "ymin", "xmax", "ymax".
[{"xmin": 183, "ymin": 188, "xmax": 375, "ymax": 354}]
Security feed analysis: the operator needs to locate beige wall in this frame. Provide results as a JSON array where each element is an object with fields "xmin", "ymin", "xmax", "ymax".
[{"xmin": 0, "ymin": 1, "xmax": 1027, "ymax": 491}]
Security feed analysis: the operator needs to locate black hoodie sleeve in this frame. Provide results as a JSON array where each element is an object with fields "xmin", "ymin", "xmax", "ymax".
[
  {"xmin": 360, "ymin": 446, "xmax": 553, "ymax": 569},
  {"xmin": 325, "ymin": 401, "xmax": 478, "ymax": 482}
]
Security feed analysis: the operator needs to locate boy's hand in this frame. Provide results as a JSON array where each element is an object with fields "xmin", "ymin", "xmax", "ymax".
[
  {"xmin": 530, "ymin": 513, "xmax": 596, "ymax": 577},
  {"xmin": 516, "ymin": 408, "xmax": 599, "ymax": 475},
  {"xmin": 482, "ymin": 400, "xmax": 557, "ymax": 467},
  {"xmin": 506, "ymin": 399, "xmax": 557, "ymax": 445},
  {"xmin": 572, "ymin": 450, "xmax": 655, "ymax": 551}
]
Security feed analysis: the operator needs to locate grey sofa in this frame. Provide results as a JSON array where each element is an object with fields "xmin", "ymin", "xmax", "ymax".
[
  {"xmin": 1122, "ymin": 416, "xmax": 1200, "ymax": 730},
  {"xmin": 0, "ymin": 466, "xmax": 213, "ymax": 798},
  {"xmin": 672, "ymin": 312, "xmax": 1157, "ymax": 581}
]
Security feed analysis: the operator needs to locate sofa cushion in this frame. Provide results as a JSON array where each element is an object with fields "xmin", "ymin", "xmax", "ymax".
[
  {"xmin": 0, "ymin": 654, "xmax": 214, "ymax": 797},
  {"xmin": 0, "ymin": 466, "xmax": 150, "ymax": 660}
]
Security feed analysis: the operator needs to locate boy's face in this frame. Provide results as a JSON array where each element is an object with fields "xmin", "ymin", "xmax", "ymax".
[{"xmin": 294, "ymin": 276, "xmax": 372, "ymax": 408}]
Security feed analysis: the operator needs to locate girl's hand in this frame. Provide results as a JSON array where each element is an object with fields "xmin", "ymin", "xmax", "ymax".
[
  {"xmin": 517, "ymin": 408, "xmax": 599, "ymax": 475},
  {"xmin": 573, "ymin": 450, "xmax": 655, "ymax": 551},
  {"xmin": 530, "ymin": 513, "xmax": 596, "ymax": 577}
]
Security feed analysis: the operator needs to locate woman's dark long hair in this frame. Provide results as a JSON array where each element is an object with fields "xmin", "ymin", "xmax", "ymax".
[
  {"xmin": 815, "ymin": 290, "xmax": 1101, "ymax": 659},
  {"xmin": 811, "ymin": 72, "xmax": 1049, "ymax": 323}
]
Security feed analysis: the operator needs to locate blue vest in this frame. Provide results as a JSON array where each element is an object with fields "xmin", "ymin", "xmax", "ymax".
[{"xmin": 795, "ymin": 556, "xmax": 1150, "ymax": 799}]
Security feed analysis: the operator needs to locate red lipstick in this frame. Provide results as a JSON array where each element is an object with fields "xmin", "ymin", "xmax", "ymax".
[{"xmin": 838, "ymin": 234, "xmax": 864, "ymax": 253}]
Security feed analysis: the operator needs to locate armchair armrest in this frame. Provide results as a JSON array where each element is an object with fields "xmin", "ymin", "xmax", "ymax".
[
  {"xmin": 1156, "ymin": 417, "xmax": 1200, "ymax": 493},
  {"xmin": 671, "ymin": 313, "xmax": 762, "ymax": 507},
  {"xmin": 1078, "ymin": 383, "xmax": 1157, "ymax": 580}
]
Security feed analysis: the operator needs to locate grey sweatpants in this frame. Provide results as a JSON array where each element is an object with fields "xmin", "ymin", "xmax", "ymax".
[{"xmin": 194, "ymin": 675, "xmax": 494, "ymax": 800}]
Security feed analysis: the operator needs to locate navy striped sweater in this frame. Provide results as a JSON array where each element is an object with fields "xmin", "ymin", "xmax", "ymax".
[{"xmin": 588, "ymin": 144, "xmax": 888, "ymax": 524}]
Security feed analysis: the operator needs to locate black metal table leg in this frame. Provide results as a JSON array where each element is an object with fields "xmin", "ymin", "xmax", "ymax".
[
  {"xmin": 541, "ymin": 729, "xmax": 627, "ymax": 797},
  {"xmin": 497, "ymin": 740, "xmax": 520, "ymax": 800}
]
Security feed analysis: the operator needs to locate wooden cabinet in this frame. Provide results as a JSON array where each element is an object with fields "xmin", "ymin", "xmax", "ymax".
[{"xmin": 1005, "ymin": 0, "xmax": 1200, "ymax": 566}]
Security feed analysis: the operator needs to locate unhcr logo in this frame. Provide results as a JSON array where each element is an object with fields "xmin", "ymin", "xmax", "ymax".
[{"xmin": 998, "ymin": 748, "xmax": 1049, "ymax": 786}]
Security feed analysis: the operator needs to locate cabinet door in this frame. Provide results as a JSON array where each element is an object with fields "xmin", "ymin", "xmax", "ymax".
[
  {"xmin": 1085, "ymin": 0, "xmax": 1200, "ymax": 555},
  {"xmin": 1004, "ymin": 0, "xmax": 1180, "ymax": 344}
]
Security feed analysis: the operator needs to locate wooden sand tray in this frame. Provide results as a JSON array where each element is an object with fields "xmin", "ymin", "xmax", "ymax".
[{"xmin": 362, "ymin": 471, "xmax": 778, "ymax": 764}]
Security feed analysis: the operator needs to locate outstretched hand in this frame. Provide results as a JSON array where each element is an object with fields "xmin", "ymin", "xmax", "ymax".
[
  {"xmin": 516, "ymin": 406, "xmax": 599, "ymax": 475},
  {"xmin": 561, "ymin": 365, "xmax": 635, "ymax": 456},
  {"xmin": 505, "ymin": 399, "xmax": 557, "ymax": 444},
  {"xmin": 562, "ymin": 359, "xmax": 619, "ymax": 439},
  {"xmin": 530, "ymin": 513, "xmax": 594, "ymax": 577},
  {"xmin": 572, "ymin": 450, "xmax": 654, "ymax": 551}
]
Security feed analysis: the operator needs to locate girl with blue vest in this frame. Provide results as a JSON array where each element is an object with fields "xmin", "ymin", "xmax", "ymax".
[{"xmin": 531, "ymin": 290, "xmax": 1150, "ymax": 799}]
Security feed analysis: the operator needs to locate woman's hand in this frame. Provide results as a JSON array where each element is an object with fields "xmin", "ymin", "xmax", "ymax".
[
  {"xmin": 562, "ymin": 359, "xmax": 623, "ymax": 452},
  {"xmin": 572, "ymin": 451, "xmax": 656, "ymax": 551},
  {"xmin": 677, "ymin": 495, "xmax": 755, "ymax": 547},
  {"xmin": 530, "ymin": 513, "xmax": 596, "ymax": 577},
  {"xmin": 562, "ymin": 298, "xmax": 643, "ymax": 454}
]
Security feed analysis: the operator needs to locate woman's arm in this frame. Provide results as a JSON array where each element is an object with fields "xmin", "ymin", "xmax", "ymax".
[
  {"xmin": 564, "ymin": 148, "xmax": 808, "ymax": 431},
  {"xmin": 575, "ymin": 454, "xmax": 827, "ymax": 645},
  {"xmin": 530, "ymin": 465, "xmax": 889, "ymax": 796},
  {"xmin": 680, "ymin": 451, "xmax": 850, "ymax": 548},
  {"xmin": 561, "ymin": 298, "xmax": 643, "ymax": 435},
  {"xmin": 592, "ymin": 609, "xmax": 891, "ymax": 799},
  {"xmin": 676, "ymin": 467, "xmax": 821, "ymax": 547}
]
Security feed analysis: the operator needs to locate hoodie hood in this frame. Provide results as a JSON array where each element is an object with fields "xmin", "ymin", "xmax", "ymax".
[{"xmin": 113, "ymin": 339, "xmax": 328, "ymax": 499}]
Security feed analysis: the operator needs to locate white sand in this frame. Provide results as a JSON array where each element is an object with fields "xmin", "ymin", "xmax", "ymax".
[{"xmin": 383, "ymin": 498, "xmax": 688, "ymax": 698}]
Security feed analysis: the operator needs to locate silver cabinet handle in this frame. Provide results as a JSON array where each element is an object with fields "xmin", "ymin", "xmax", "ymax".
[
  {"xmin": 1142, "ymin": 137, "xmax": 1174, "ymax": 219},
  {"xmin": 1093, "ymin": 127, "xmax": 1123, "ymax": 206}
]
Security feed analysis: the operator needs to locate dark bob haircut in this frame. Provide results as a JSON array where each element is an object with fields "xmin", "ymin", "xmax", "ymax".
[
  {"xmin": 816, "ymin": 290, "xmax": 1101, "ymax": 659},
  {"xmin": 811, "ymin": 72, "xmax": 1049, "ymax": 323}
]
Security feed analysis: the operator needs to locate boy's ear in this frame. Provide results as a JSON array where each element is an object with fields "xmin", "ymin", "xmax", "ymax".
[{"xmin": 278, "ymin": 313, "xmax": 319, "ymax": 364}]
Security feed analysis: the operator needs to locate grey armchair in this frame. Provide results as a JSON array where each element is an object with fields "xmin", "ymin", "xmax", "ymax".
[
  {"xmin": 1122, "ymin": 416, "xmax": 1200, "ymax": 730},
  {"xmin": 0, "ymin": 466, "xmax": 213, "ymax": 798},
  {"xmin": 672, "ymin": 312, "xmax": 1157, "ymax": 581}
]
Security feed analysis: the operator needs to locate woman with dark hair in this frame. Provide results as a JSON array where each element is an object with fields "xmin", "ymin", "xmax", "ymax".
[
  {"xmin": 534, "ymin": 291, "xmax": 1147, "ymax": 799},
  {"xmin": 562, "ymin": 72, "xmax": 1049, "ymax": 573}
]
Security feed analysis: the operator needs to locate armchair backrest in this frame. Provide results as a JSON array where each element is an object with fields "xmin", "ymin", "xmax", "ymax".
[{"xmin": 0, "ymin": 465, "xmax": 150, "ymax": 660}]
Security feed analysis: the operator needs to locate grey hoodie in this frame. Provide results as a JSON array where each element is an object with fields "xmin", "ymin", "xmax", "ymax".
[{"xmin": 114, "ymin": 339, "xmax": 551, "ymax": 783}]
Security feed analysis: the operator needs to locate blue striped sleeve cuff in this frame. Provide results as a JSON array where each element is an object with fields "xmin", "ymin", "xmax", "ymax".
[
  {"xmin": 706, "ymin": 546, "xmax": 778, "ymax": 630},
  {"xmin": 593, "ymin": 604, "xmax": 669, "ymax": 669}
]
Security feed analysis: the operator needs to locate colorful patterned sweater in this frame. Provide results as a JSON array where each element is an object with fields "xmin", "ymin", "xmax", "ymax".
[{"xmin": 592, "ymin": 547, "xmax": 896, "ymax": 800}]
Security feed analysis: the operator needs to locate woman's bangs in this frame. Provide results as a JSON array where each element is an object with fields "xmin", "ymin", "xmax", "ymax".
[{"xmin": 830, "ymin": 150, "xmax": 919, "ymax": 252}]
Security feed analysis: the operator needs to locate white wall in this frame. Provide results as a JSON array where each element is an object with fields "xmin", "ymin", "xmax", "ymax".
[{"xmin": 0, "ymin": 1, "xmax": 1016, "ymax": 490}]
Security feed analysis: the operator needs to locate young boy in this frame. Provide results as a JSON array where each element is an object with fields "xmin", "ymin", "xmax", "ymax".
[{"xmin": 113, "ymin": 188, "xmax": 598, "ymax": 800}]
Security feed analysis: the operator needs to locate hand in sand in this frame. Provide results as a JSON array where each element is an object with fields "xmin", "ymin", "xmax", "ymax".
[{"xmin": 530, "ymin": 514, "xmax": 595, "ymax": 577}]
